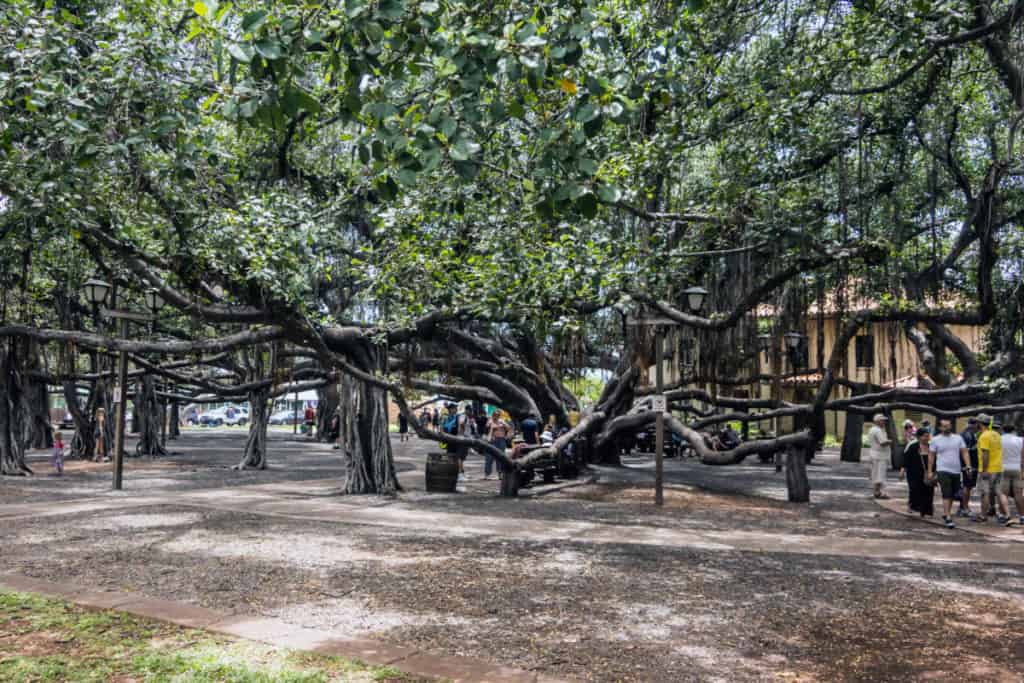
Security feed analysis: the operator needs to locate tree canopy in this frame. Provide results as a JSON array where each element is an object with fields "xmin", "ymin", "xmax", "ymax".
[{"xmin": 3, "ymin": 0, "xmax": 1024, "ymax": 497}]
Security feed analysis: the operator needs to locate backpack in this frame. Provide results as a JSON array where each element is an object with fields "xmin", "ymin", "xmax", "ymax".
[{"xmin": 443, "ymin": 413, "xmax": 460, "ymax": 435}]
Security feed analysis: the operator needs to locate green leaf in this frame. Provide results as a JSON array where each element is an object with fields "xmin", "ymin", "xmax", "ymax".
[
  {"xmin": 597, "ymin": 184, "xmax": 622, "ymax": 203},
  {"xmin": 363, "ymin": 22, "xmax": 385, "ymax": 43},
  {"xmin": 449, "ymin": 137, "xmax": 480, "ymax": 161},
  {"xmin": 228, "ymin": 42, "xmax": 255, "ymax": 63},
  {"xmin": 574, "ymin": 102, "xmax": 599, "ymax": 123},
  {"xmin": 241, "ymin": 9, "xmax": 269, "ymax": 33},
  {"xmin": 379, "ymin": 0, "xmax": 406, "ymax": 20},
  {"xmin": 254, "ymin": 39, "xmax": 283, "ymax": 60}
]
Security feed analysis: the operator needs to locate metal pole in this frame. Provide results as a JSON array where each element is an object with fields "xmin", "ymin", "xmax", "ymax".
[
  {"xmin": 113, "ymin": 316, "xmax": 128, "ymax": 490},
  {"xmin": 293, "ymin": 391, "xmax": 298, "ymax": 434},
  {"xmin": 655, "ymin": 328, "xmax": 665, "ymax": 507}
]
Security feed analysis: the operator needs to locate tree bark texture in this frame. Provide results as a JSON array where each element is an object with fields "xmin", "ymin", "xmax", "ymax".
[
  {"xmin": 24, "ymin": 340, "xmax": 52, "ymax": 450},
  {"xmin": 316, "ymin": 382, "xmax": 340, "ymax": 442},
  {"xmin": 134, "ymin": 374, "xmax": 166, "ymax": 457},
  {"xmin": 235, "ymin": 388, "xmax": 270, "ymax": 470},
  {"xmin": 840, "ymin": 386, "xmax": 866, "ymax": 462},
  {"xmin": 784, "ymin": 444, "xmax": 811, "ymax": 503},
  {"xmin": 0, "ymin": 344, "xmax": 32, "ymax": 475},
  {"xmin": 168, "ymin": 400, "xmax": 181, "ymax": 439},
  {"xmin": 339, "ymin": 358, "xmax": 401, "ymax": 495}
]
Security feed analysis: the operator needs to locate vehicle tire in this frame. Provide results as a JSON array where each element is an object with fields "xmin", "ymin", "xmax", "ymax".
[{"xmin": 239, "ymin": 419, "xmax": 247, "ymax": 427}]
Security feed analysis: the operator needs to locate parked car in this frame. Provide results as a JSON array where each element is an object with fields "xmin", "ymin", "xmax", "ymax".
[
  {"xmin": 269, "ymin": 409, "xmax": 300, "ymax": 425},
  {"xmin": 201, "ymin": 405, "xmax": 248, "ymax": 427}
]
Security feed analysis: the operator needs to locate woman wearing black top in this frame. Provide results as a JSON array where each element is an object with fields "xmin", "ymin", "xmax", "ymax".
[{"xmin": 901, "ymin": 427, "xmax": 935, "ymax": 517}]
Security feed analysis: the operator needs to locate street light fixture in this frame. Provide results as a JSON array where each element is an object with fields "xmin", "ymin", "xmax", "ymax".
[
  {"xmin": 683, "ymin": 285, "xmax": 708, "ymax": 313},
  {"xmin": 83, "ymin": 277, "xmax": 111, "ymax": 310},
  {"xmin": 784, "ymin": 331, "xmax": 804, "ymax": 349},
  {"xmin": 144, "ymin": 288, "xmax": 165, "ymax": 314},
  {"xmin": 757, "ymin": 333, "xmax": 772, "ymax": 354}
]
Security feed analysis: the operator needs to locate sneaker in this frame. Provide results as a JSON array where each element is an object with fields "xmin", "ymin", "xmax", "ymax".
[
  {"xmin": 956, "ymin": 509, "xmax": 971, "ymax": 518},
  {"xmin": 943, "ymin": 517, "xmax": 956, "ymax": 529},
  {"xmin": 972, "ymin": 515, "xmax": 987, "ymax": 523},
  {"xmin": 997, "ymin": 515, "xmax": 1009, "ymax": 525},
  {"xmin": 1019, "ymin": 516, "xmax": 1024, "ymax": 526}
]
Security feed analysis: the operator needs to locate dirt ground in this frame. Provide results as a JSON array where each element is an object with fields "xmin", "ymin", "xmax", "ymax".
[{"xmin": 3, "ymin": 431, "xmax": 1023, "ymax": 682}]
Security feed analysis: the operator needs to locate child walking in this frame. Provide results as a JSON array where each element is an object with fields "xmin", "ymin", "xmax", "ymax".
[{"xmin": 51, "ymin": 431, "xmax": 65, "ymax": 476}]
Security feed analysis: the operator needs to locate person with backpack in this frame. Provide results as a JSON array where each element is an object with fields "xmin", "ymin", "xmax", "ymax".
[{"xmin": 442, "ymin": 403, "xmax": 471, "ymax": 481}]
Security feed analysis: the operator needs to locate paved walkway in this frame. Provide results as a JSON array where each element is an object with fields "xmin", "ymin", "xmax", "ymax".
[
  {"xmin": 875, "ymin": 497, "xmax": 1024, "ymax": 542},
  {"xmin": 0, "ymin": 572, "xmax": 558, "ymax": 683},
  {"xmin": 4, "ymin": 478, "xmax": 1023, "ymax": 565}
]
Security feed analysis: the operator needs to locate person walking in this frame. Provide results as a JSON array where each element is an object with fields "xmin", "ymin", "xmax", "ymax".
[
  {"xmin": 999, "ymin": 423, "xmax": 1023, "ymax": 526},
  {"xmin": 900, "ymin": 427, "xmax": 934, "ymax": 517},
  {"xmin": 867, "ymin": 414, "xmax": 892, "ymax": 499},
  {"xmin": 976, "ymin": 417, "xmax": 1008, "ymax": 523},
  {"xmin": 93, "ymin": 407, "xmax": 109, "ymax": 463},
  {"xmin": 398, "ymin": 411, "xmax": 409, "ymax": 442},
  {"xmin": 484, "ymin": 411, "xmax": 510, "ymax": 480},
  {"xmin": 958, "ymin": 418, "xmax": 980, "ymax": 518},
  {"xmin": 903, "ymin": 419, "xmax": 916, "ymax": 444},
  {"xmin": 928, "ymin": 419, "xmax": 971, "ymax": 529},
  {"xmin": 51, "ymin": 430, "xmax": 65, "ymax": 476}
]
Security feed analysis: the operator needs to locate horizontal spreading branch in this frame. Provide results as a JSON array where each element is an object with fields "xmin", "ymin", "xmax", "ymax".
[{"xmin": 0, "ymin": 325, "xmax": 285, "ymax": 355}]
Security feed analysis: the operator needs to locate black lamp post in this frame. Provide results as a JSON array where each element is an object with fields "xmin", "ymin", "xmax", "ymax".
[
  {"xmin": 683, "ymin": 285, "xmax": 708, "ymax": 313},
  {"xmin": 83, "ymin": 277, "xmax": 111, "ymax": 320}
]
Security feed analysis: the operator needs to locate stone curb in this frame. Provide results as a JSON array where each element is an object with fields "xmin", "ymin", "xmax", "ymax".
[
  {"xmin": 0, "ymin": 572, "xmax": 561, "ymax": 683},
  {"xmin": 874, "ymin": 497, "xmax": 1024, "ymax": 543}
]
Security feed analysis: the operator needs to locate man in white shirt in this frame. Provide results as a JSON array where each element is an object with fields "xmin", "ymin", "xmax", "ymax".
[
  {"xmin": 928, "ymin": 419, "xmax": 971, "ymax": 529},
  {"xmin": 867, "ymin": 414, "xmax": 892, "ymax": 499},
  {"xmin": 1000, "ymin": 424, "xmax": 1023, "ymax": 526}
]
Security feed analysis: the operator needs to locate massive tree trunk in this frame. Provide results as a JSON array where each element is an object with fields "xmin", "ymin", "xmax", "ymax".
[
  {"xmin": 340, "ymin": 350, "xmax": 401, "ymax": 495},
  {"xmin": 24, "ymin": 340, "xmax": 53, "ymax": 450},
  {"xmin": 316, "ymin": 382, "xmax": 340, "ymax": 442},
  {"xmin": 134, "ymin": 374, "xmax": 166, "ymax": 457},
  {"xmin": 784, "ymin": 444, "xmax": 810, "ymax": 503},
  {"xmin": 840, "ymin": 386, "xmax": 866, "ymax": 463},
  {"xmin": 168, "ymin": 400, "xmax": 180, "ymax": 439},
  {"xmin": 235, "ymin": 388, "xmax": 270, "ymax": 469},
  {"xmin": 0, "ymin": 344, "xmax": 32, "ymax": 476}
]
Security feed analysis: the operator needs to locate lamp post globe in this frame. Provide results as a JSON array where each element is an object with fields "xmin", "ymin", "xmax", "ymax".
[
  {"xmin": 83, "ymin": 277, "xmax": 111, "ymax": 307},
  {"xmin": 784, "ymin": 331, "xmax": 803, "ymax": 349},
  {"xmin": 144, "ymin": 288, "xmax": 165, "ymax": 313},
  {"xmin": 757, "ymin": 333, "xmax": 772, "ymax": 354},
  {"xmin": 683, "ymin": 285, "xmax": 708, "ymax": 313}
]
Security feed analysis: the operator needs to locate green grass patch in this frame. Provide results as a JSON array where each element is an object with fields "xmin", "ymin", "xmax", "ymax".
[{"xmin": 0, "ymin": 591, "xmax": 428, "ymax": 682}]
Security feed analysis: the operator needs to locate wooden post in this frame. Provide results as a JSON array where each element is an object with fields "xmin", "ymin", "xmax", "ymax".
[
  {"xmin": 655, "ymin": 328, "xmax": 664, "ymax": 507},
  {"xmin": 113, "ymin": 316, "xmax": 128, "ymax": 490}
]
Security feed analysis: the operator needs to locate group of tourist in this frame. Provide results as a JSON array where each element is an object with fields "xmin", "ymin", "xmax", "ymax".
[
  {"xmin": 410, "ymin": 403, "xmax": 562, "ymax": 481},
  {"xmin": 869, "ymin": 413, "xmax": 1024, "ymax": 529}
]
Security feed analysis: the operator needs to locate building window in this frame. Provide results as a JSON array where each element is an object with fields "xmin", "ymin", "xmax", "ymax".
[{"xmin": 855, "ymin": 335, "xmax": 874, "ymax": 368}]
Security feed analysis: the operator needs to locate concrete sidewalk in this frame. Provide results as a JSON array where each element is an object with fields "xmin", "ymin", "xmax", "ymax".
[
  {"xmin": 0, "ymin": 572, "xmax": 558, "ymax": 683},
  {"xmin": 876, "ymin": 497, "xmax": 1024, "ymax": 542}
]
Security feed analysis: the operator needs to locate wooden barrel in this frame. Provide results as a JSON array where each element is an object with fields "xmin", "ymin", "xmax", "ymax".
[{"xmin": 425, "ymin": 452, "xmax": 459, "ymax": 493}]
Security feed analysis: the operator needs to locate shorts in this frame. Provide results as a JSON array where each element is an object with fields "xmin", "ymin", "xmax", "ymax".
[
  {"xmin": 870, "ymin": 458, "xmax": 888, "ymax": 485},
  {"xmin": 937, "ymin": 471, "xmax": 961, "ymax": 500},
  {"xmin": 961, "ymin": 466, "xmax": 978, "ymax": 489},
  {"xmin": 1000, "ymin": 470, "xmax": 1022, "ymax": 497},
  {"xmin": 978, "ymin": 472, "xmax": 1003, "ymax": 497}
]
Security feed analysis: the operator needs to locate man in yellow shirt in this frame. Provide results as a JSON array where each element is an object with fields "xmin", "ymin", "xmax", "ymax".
[{"xmin": 976, "ymin": 416, "xmax": 1010, "ymax": 523}]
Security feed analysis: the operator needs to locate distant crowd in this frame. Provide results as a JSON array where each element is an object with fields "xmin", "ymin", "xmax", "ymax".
[
  {"xmin": 868, "ymin": 414, "xmax": 1023, "ymax": 529},
  {"xmin": 406, "ymin": 403, "xmax": 566, "ymax": 482}
]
